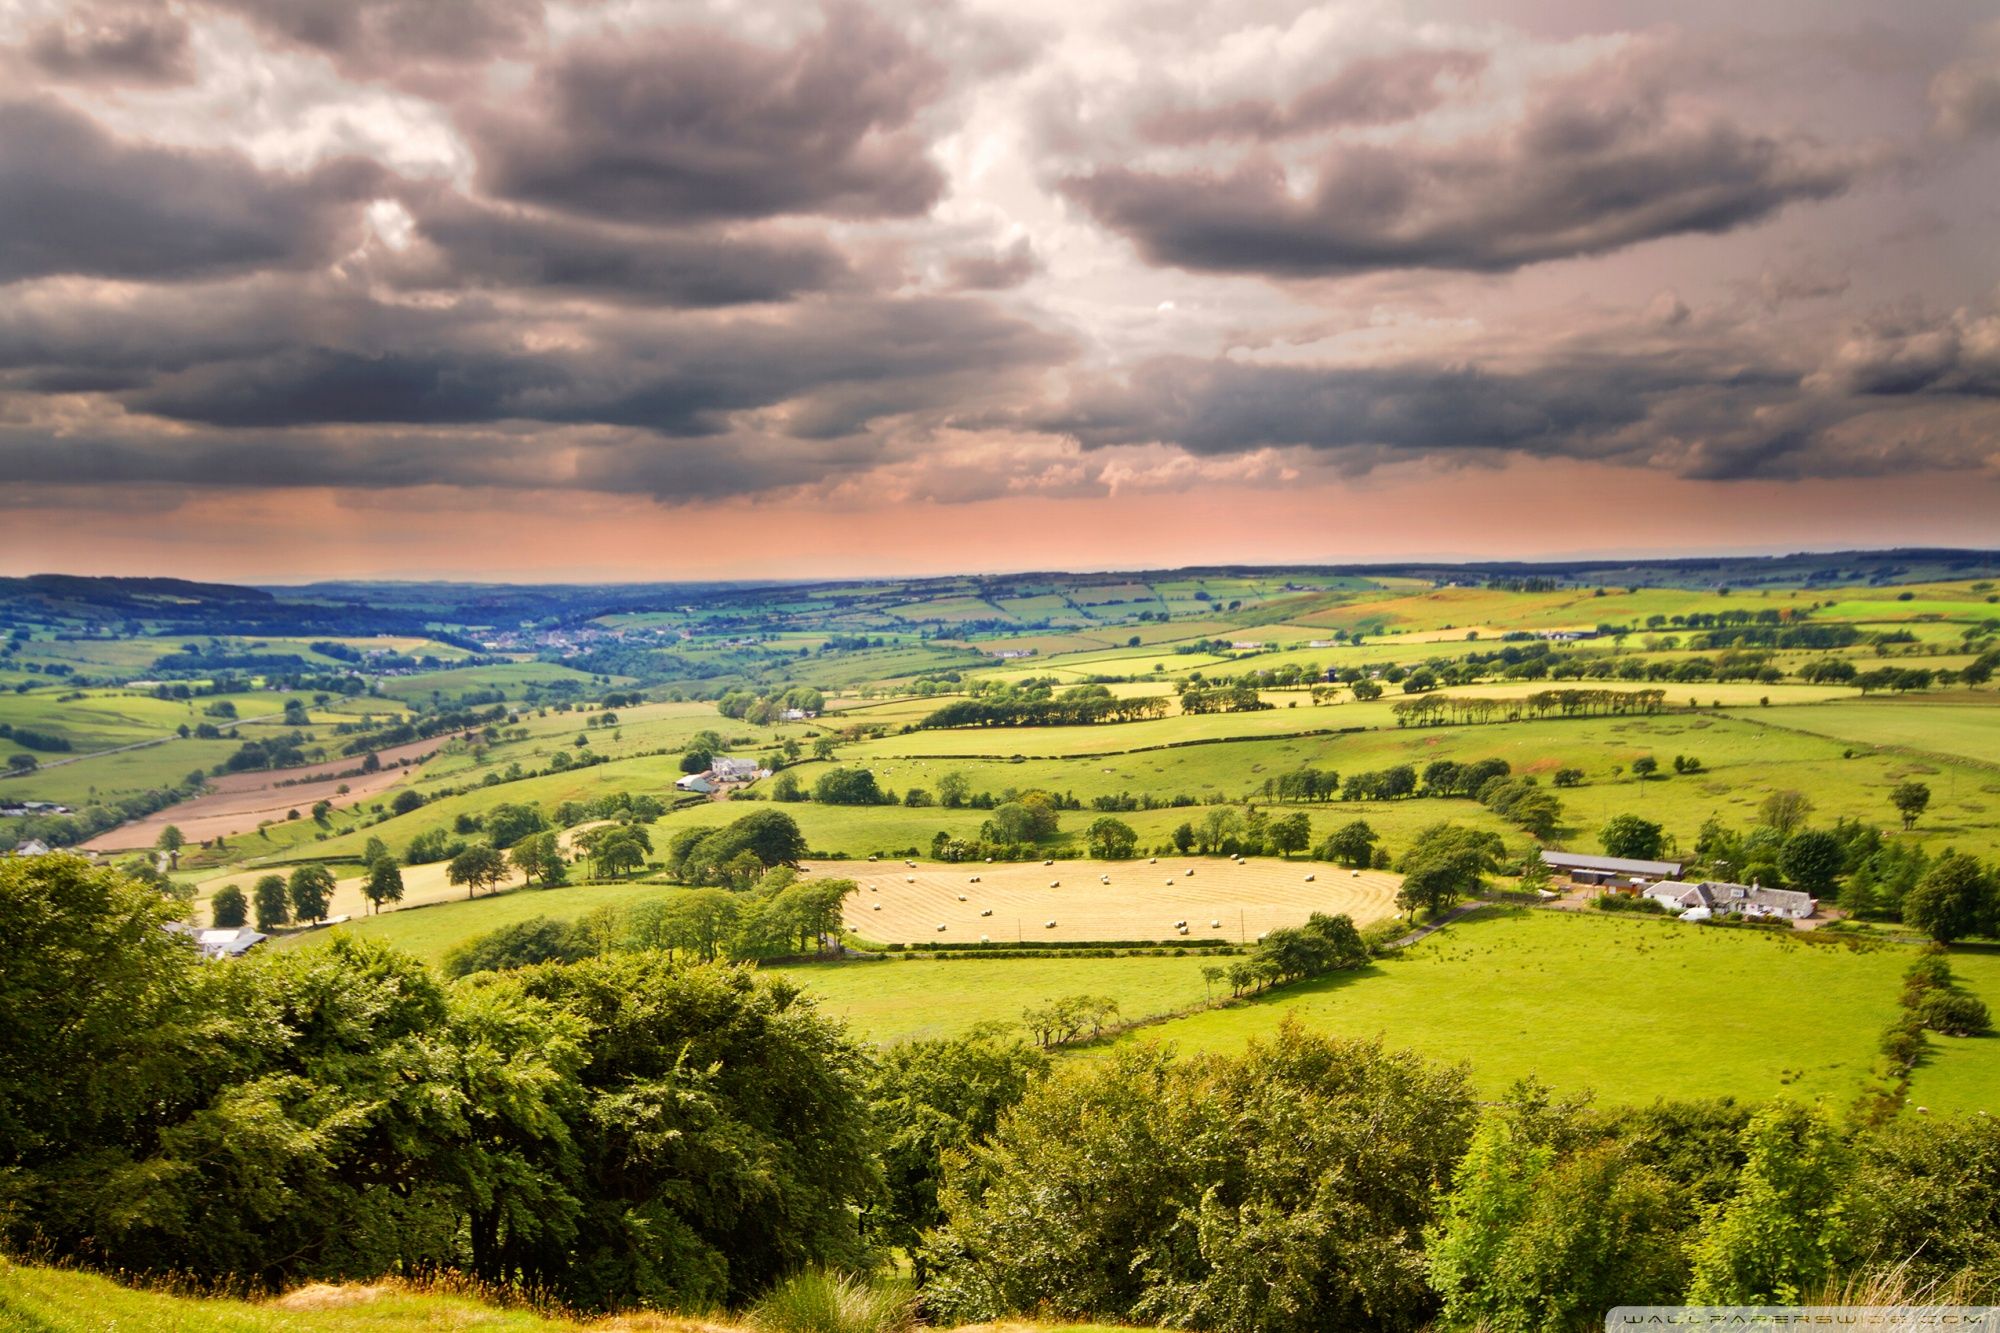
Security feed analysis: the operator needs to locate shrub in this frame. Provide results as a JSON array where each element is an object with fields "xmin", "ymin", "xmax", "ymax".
[
  {"xmin": 748, "ymin": 1269, "xmax": 914, "ymax": 1333},
  {"xmin": 1916, "ymin": 989, "xmax": 1993, "ymax": 1038}
]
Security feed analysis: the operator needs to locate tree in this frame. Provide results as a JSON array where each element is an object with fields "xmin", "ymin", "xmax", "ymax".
[
  {"xmin": 1349, "ymin": 677, "xmax": 1384, "ymax": 701},
  {"xmin": 390, "ymin": 788, "xmax": 424, "ymax": 815},
  {"xmin": 1396, "ymin": 824, "xmax": 1504, "ymax": 920},
  {"xmin": 1600, "ymin": 814, "xmax": 1665, "ymax": 861},
  {"xmin": 287, "ymin": 864, "xmax": 335, "ymax": 923},
  {"xmin": 209, "ymin": 883, "xmax": 248, "ymax": 928},
  {"xmin": 1903, "ymin": 851, "xmax": 1995, "ymax": 944},
  {"xmin": 1552, "ymin": 767, "xmax": 1585, "ymax": 788},
  {"xmin": 252, "ymin": 873, "xmax": 290, "ymax": 930},
  {"xmin": 1319, "ymin": 819, "xmax": 1378, "ymax": 868},
  {"xmin": 1759, "ymin": 790, "xmax": 1814, "ymax": 837},
  {"xmin": 511, "ymin": 831, "xmax": 566, "ymax": 887},
  {"xmin": 1171, "ymin": 821, "xmax": 1196, "ymax": 853},
  {"xmin": 362, "ymin": 858, "xmax": 404, "ymax": 913},
  {"xmin": 156, "ymin": 825, "xmax": 185, "ymax": 855},
  {"xmin": 485, "ymin": 801, "xmax": 548, "ymax": 849},
  {"xmin": 1630, "ymin": 756, "xmax": 1659, "ymax": 781},
  {"xmin": 1267, "ymin": 811, "xmax": 1312, "ymax": 858},
  {"xmin": 921, "ymin": 1025, "xmax": 1474, "ymax": 1332},
  {"xmin": 1892, "ymin": 780, "xmax": 1932, "ymax": 831},
  {"xmin": 1779, "ymin": 829, "xmax": 1844, "ymax": 897},
  {"xmin": 813, "ymin": 767, "xmax": 885, "ymax": 805},
  {"xmin": 1084, "ymin": 816, "xmax": 1138, "ymax": 860},
  {"xmin": 936, "ymin": 770, "xmax": 972, "ymax": 808},
  {"xmin": 1688, "ymin": 1104, "xmax": 1854, "ymax": 1303},
  {"xmin": 361, "ymin": 835, "xmax": 390, "ymax": 866},
  {"xmin": 591, "ymin": 828, "xmax": 650, "ymax": 878},
  {"xmin": 447, "ymin": 844, "xmax": 509, "ymax": 900}
]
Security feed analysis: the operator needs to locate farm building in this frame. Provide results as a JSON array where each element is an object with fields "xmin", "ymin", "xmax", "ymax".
[
  {"xmin": 710, "ymin": 756, "xmax": 768, "ymax": 783},
  {"xmin": 674, "ymin": 773, "xmax": 716, "ymax": 794},
  {"xmin": 781, "ymin": 708, "xmax": 817, "ymax": 721},
  {"xmin": 1646, "ymin": 881, "xmax": 1816, "ymax": 921},
  {"xmin": 1539, "ymin": 849, "xmax": 1685, "ymax": 885},
  {"xmin": 165, "ymin": 922, "xmax": 268, "ymax": 959},
  {"xmin": 12, "ymin": 838, "xmax": 50, "ymax": 857}
]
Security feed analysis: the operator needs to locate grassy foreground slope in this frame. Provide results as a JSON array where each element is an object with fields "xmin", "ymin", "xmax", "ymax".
[{"xmin": 0, "ymin": 1262, "xmax": 1126, "ymax": 1332}]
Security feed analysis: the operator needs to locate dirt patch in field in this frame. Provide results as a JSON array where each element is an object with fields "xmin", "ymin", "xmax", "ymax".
[
  {"xmin": 815, "ymin": 855, "xmax": 1401, "ymax": 945},
  {"xmin": 83, "ymin": 736, "xmax": 444, "ymax": 852}
]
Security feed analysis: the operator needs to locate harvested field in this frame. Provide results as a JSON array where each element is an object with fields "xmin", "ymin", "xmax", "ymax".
[
  {"xmin": 814, "ymin": 855, "xmax": 1401, "ymax": 945},
  {"xmin": 85, "ymin": 737, "xmax": 444, "ymax": 851}
]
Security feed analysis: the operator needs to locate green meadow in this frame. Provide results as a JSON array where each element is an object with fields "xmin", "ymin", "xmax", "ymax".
[{"xmin": 1114, "ymin": 907, "xmax": 1919, "ymax": 1106}]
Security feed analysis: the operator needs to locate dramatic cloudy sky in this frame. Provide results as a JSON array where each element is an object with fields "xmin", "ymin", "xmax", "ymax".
[{"xmin": 2, "ymin": 0, "xmax": 1998, "ymax": 580}]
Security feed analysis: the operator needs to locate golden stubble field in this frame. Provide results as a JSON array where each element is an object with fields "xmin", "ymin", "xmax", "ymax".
[{"xmin": 811, "ymin": 855, "xmax": 1402, "ymax": 944}]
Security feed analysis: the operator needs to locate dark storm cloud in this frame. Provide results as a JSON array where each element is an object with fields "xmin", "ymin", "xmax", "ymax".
[
  {"xmin": 386, "ymin": 194, "xmax": 857, "ymax": 306},
  {"xmin": 1134, "ymin": 49, "xmax": 1486, "ymax": 144},
  {"xmin": 1818, "ymin": 309, "xmax": 2000, "ymax": 398},
  {"xmin": 21, "ymin": 288, "xmax": 1071, "ymax": 440},
  {"xmin": 1060, "ymin": 65, "xmax": 1865, "ymax": 277},
  {"xmin": 943, "ymin": 238, "xmax": 1040, "ymax": 290},
  {"xmin": 0, "ymin": 101, "xmax": 386, "ymax": 283},
  {"xmin": 1036, "ymin": 355, "xmax": 1664, "ymax": 457},
  {"xmin": 199, "ymin": 0, "xmax": 545, "ymax": 83},
  {"xmin": 21, "ymin": 8, "xmax": 195, "ymax": 87},
  {"xmin": 460, "ymin": 4, "xmax": 950, "ymax": 225}
]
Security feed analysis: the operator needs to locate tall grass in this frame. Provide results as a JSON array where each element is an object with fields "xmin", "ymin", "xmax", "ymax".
[{"xmin": 746, "ymin": 1269, "xmax": 913, "ymax": 1333}]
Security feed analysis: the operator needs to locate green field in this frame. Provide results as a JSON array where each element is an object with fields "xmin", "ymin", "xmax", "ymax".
[
  {"xmin": 1113, "ymin": 907, "xmax": 1917, "ymax": 1105},
  {"xmin": 768, "ymin": 954, "xmax": 1220, "ymax": 1043},
  {"xmin": 291, "ymin": 879, "xmax": 684, "ymax": 965},
  {"xmin": 1909, "ymin": 946, "xmax": 2000, "ymax": 1113}
]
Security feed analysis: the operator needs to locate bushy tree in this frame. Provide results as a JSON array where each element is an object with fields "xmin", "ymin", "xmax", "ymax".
[
  {"xmin": 287, "ymin": 863, "xmax": 335, "ymax": 923},
  {"xmin": 252, "ymin": 872, "xmax": 289, "ymax": 930},
  {"xmin": 1688, "ymin": 1104, "xmax": 1854, "ymax": 1303},
  {"xmin": 209, "ymin": 883, "xmax": 248, "ymax": 928},
  {"xmin": 923, "ymin": 1023, "xmax": 1475, "ymax": 1332},
  {"xmin": 362, "ymin": 857, "xmax": 404, "ymax": 913},
  {"xmin": 813, "ymin": 767, "xmax": 885, "ymax": 805},
  {"xmin": 1891, "ymin": 780, "xmax": 1932, "ymax": 831},
  {"xmin": 1084, "ymin": 816, "xmax": 1138, "ymax": 859},
  {"xmin": 1600, "ymin": 814, "xmax": 1666, "ymax": 861},
  {"xmin": 443, "ymin": 915, "xmax": 597, "ymax": 977},
  {"xmin": 1903, "ymin": 850, "xmax": 1995, "ymax": 943},
  {"xmin": 1318, "ymin": 819, "xmax": 1378, "ymax": 867},
  {"xmin": 447, "ymin": 843, "xmax": 509, "ymax": 899},
  {"xmin": 1779, "ymin": 829, "xmax": 1844, "ymax": 897}
]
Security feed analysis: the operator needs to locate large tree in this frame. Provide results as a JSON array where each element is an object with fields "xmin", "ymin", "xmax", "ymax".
[
  {"xmin": 1084, "ymin": 816, "xmax": 1139, "ymax": 860},
  {"xmin": 362, "ymin": 858, "xmax": 405, "ymax": 913},
  {"xmin": 252, "ymin": 873, "xmax": 290, "ymax": 931},
  {"xmin": 447, "ymin": 844, "xmax": 509, "ymax": 900},
  {"xmin": 1903, "ymin": 851, "xmax": 1995, "ymax": 944},
  {"xmin": 209, "ymin": 883, "xmax": 248, "ymax": 928},
  {"xmin": 1600, "ymin": 814, "xmax": 1666, "ymax": 861},
  {"xmin": 287, "ymin": 863, "xmax": 335, "ymax": 923}
]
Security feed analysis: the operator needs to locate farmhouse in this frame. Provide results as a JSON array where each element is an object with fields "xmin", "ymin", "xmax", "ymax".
[
  {"xmin": 991, "ymin": 648, "xmax": 1037, "ymax": 659},
  {"xmin": 674, "ymin": 773, "xmax": 716, "ymax": 794},
  {"xmin": 781, "ymin": 708, "xmax": 817, "ymax": 721},
  {"xmin": 1539, "ymin": 849, "xmax": 1685, "ymax": 886},
  {"xmin": 1647, "ymin": 880, "xmax": 1817, "ymax": 921},
  {"xmin": 710, "ymin": 756, "xmax": 768, "ymax": 783},
  {"xmin": 165, "ymin": 922, "xmax": 268, "ymax": 959},
  {"xmin": 13, "ymin": 838, "xmax": 51, "ymax": 856}
]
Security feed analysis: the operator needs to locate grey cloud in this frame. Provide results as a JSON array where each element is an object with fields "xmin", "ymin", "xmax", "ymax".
[
  {"xmin": 1817, "ymin": 309, "xmax": 2000, "ymax": 397},
  {"xmin": 1061, "ymin": 66, "xmax": 1864, "ymax": 277},
  {"xmin": 1930, "ymin": 24, "xmax": 2000, "ymax": 139},
  {"xmin": 461, "ymin": 4, "xmax": 950, "ymax": 225},
  {"xmin": 198, "ymin": 0, "xmax": 544, "ymax": 84},
  {"xmin": 1134, "ymin": 49, "xmax": 1486, "ymax": 144},
  {"xmin": 943, "ymin": 238, "xmax": 1040, "ymax": 290},
  {"xmin": 0, "ymin": 101, "xmax": 386, "ymax": 283},
  {"xmin": 15, "ymin": 287, "xmax": 1071, "ymax": 438},
  {"xmin": 22, "ymin": 8, "xmax": 195, "ymax": 86},
  {"xmin": 387, "ymin": 194, "xmax": 857, "ymax": 306}
]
